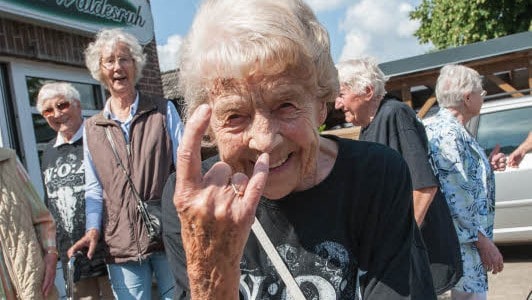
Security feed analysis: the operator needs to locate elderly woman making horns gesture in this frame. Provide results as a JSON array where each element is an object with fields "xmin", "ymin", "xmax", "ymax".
[{"xmin": 163, "ymin": 0, "xmax": 434, "ymax": 299}]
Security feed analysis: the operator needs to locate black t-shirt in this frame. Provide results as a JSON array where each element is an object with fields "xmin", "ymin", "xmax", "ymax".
[
  {"xmin": 359, "ymin": 98, "xmax": 462, "ymax": 295},
  {"xmin": 41, "ymin": 138, "xmax": 107, "ymax": 280},
  {"xmin": 359, "ymin": 98, "xmax": 438, "ymax": 190},
  {"xmin": 163, "ymin": 136, "xmax": 423, "ymax": 299}
]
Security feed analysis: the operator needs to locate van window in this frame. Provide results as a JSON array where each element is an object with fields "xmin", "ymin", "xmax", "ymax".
[{"xmin": 476, "ymin": 106, "xmax": 532, "ymax": 156}]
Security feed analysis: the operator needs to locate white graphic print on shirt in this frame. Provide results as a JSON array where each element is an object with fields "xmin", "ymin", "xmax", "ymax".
[{"xmin": 240, "ymin": 241, "xmax": 357, "ymax": 299}]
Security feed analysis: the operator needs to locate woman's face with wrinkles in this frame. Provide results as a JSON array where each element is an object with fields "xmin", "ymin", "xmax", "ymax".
[
  {"xmin": 209, "ymin": 74, "xmax": 326, "ymax": 200},
  {"xmin": 99, "ymin": 42, "xmax": 136, "ymax": 96}
]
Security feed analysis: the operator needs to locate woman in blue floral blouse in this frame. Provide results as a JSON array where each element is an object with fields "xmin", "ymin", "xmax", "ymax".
[{"xmin": 424, "ymin": 64, "xmax": 507, "ymax": 300}]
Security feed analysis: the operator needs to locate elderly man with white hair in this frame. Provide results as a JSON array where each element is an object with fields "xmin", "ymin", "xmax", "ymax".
[{"xmin": 335, "ymin": 57, "xmax": 462, "ymax": 297}]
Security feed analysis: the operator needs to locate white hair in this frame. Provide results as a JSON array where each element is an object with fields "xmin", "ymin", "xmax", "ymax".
[
  {"xmin": 336, "ymin": 57, "xmax": 388, "ymax": 101},
  {"xmin": 178, "ymin": 0, "xmax": 338, "ymax": 123},
  {"xmin": 436, "ymin": 64, "xmax": 483, "ymax": 108},
  {"xmin": 36, "ymin": 82, "xmax": 80, "ymax": 113},
  {"xmin": 84, "ymin": 28, "xmax": 146, "ymax": 87}
]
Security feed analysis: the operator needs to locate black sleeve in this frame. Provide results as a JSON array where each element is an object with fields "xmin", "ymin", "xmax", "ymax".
[
  {"xmin": 358, "ymin": 148, "xmax": 418, "ymax": 299},
  {"xmin": 161, "ymin": 172, "xmax": 190, "ymax": 300},
  {"xmin": 393, "ymin": 107, "xmax": 438, "ymax": 190}
]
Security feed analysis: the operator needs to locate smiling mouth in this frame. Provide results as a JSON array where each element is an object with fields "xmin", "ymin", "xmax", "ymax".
[
  {"xmin": 249, "ymin": 152, "xmax": 293, "ymax": 172},
  {"xmin": 113, "ymin": 76, "xmax": 126, "ymax": 82},
  {"xmin": 269, "ymin": 153, "xmax": 292, "ymax": 171}
]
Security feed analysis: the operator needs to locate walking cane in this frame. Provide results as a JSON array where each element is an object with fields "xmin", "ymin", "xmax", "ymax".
[{"xmin": 66, "ymin": 251, "xmax": 83, "ymax": 300}]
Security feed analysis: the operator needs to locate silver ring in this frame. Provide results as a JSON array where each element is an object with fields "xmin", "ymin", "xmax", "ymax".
[{"xmin": 231, "ymin": 183, "xmax": 243, "ymax": 197}]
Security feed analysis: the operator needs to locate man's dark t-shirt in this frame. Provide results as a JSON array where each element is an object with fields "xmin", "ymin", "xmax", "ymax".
[
  {"xmin": 163, "ymin": 136, "xmax": 427, "ymax": 299},
  {"xmin": 359, "ymin": 98, "xmax": 462, "ymax": 294},
  {"xmin": 360, "ymin": 98, "xmax": 437, "ymax": 190}
]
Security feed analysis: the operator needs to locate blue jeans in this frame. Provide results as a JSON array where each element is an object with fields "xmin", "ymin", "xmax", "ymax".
[{"xmin": 107, "ymin": 251, "xmax": 175, "ymax": 300}]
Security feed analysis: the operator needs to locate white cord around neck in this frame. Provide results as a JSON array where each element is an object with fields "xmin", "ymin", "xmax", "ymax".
[{"xmin": 251, "ymin": 217, "xmax": 306, "ymax": 300}]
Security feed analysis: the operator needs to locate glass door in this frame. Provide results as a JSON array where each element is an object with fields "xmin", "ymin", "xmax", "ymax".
[{"xmin": 8, "ymin": 59, "xmax": 104, "ymax": 197}]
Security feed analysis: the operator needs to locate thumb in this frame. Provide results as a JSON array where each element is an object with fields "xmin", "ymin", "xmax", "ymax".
[
  {"xmin": 243, "ymin": 153, "xmax": 269, "ymax": 213},
  {"xmin": 490, "ymin": 144, "xmax": 501, "ymax": 158}
]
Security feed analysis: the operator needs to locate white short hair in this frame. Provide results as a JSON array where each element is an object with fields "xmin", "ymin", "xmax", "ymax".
[
  {"xmin": 36, "ymin": 82, "xmax": 80, "ymax": 113},
  {"xmin": 84, "ymin": 28, "xmax": 146, "ymax": 87},
  {"xmin": 436, "ymin": 64, "xmax": 483, "ymax": 108},
  {"xmin": 178, "ymin": 0, "xmax": 338, "ymax": 123},
  {"xmin": 336, "ymin": 57, "xmax": 388, "ymax": 101}
]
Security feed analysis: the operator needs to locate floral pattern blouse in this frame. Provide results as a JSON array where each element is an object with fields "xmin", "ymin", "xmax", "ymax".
[{"xmin": 424, "ymin": 108, "xmax": 495, "ymax": 293}]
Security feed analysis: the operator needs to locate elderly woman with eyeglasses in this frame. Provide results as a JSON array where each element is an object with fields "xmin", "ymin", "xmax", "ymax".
[
  {"xmin": 424, "ymin": 64, "xmax": 506, "ymax": 300},
  {"xmin": 68, "ymin": 28, "xmax": 184, "ymax": 299}
]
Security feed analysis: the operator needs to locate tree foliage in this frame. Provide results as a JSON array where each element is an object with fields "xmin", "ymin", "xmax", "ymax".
[{"xmin": 410, "ymin": 0, "xmax": 531, "ymax": 50}]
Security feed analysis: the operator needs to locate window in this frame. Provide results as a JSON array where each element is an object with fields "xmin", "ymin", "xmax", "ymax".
[
  {"xmin": 476, "ymin": 106, "xmax": 532, "ymax": 156},
  {"xmin": 26, "ymin": 76, "xmax": 103, "ymax": 110}
]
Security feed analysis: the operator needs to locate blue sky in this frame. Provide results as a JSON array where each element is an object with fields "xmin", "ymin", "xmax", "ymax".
[{"xmin": 151, "ymin": 0, "xmax": 433, "ymax": 72}]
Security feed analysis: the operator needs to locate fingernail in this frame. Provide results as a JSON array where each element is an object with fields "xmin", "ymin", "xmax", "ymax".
[
  {"xmin": 196, "ymin": 104, "xmax": 210, "ymax": 116},
  {"xmin": 258, "ymin": 152, "xmax": 269, "ymax": 165}
]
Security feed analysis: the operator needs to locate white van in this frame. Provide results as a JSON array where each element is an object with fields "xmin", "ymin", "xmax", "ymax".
[{"xmin": 466, "ymin": 95, "xmax": 532, "ymax": 245}]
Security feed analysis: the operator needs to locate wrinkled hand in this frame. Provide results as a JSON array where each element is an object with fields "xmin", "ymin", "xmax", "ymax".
[
  {"xmin": 489, "ymin": 144, "xmax": 506, "ymax": 171},
  {"xmin": 174, "ymin": 104, "xmax": 269, "ymax": 299},
  {"xmin": 41, "ymin": 252, "xmax": 57, "ymax": 296},
  {"xmin": 475, "ymin": 232, "xmax": 504, "ymax": 274},
  {"xmin": 67, "ymin": 229, "xmax": 99, "ymax": 259},
  {"xmin": 507, "ymin": 148, "xmax": 525, "ymax": 168}
]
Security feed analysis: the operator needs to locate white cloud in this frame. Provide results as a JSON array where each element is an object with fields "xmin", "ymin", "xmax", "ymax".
[
  {"xmin": 305, "ymin": 0, "xmax": 345, "ymax": 12},
  {"xmin": 339, "ymin": 30, "xmax": 370, "ymax": 61},
  {"xmin": 342, "ymin": 0, "xmax": 393, "ymax": 34},
  {"xmin": 397, "ymin": 3, "xmax": 421, "ymax": 37},
  {"xmin": 157, "ymin": 34, "xmax": 183, "ymax": 72},
  {"xmin": 338, "ymin": 0, "xmax": 431, "ymax": 63}
]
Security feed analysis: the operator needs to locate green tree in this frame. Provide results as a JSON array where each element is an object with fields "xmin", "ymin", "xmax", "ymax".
[{"xmin": 410, "ymin": 0, "xmax": 531, "ymax": 50}]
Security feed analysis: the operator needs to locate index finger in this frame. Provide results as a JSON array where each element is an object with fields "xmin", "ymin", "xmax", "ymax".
[
  {"xmin": 177, "ymin": 104, "xmax": 212, "ymax": 187},
  {"xmin": 68, "ymin": 239, "xmax": 85, "ymax": 258}
]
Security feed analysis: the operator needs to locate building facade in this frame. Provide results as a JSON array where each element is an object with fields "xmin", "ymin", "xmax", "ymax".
[{"xmin": 0, "ymin": 0, "xmax": 163, "ymax": 196}]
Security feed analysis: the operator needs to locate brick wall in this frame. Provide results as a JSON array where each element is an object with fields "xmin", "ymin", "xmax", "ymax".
[
  {"xmin": 0, "ymin": 16, "xmax": 163, "ymax": 98},
  {"xmin": 137, "ymin": 40, "xmax": 164, "ymax": 98}
]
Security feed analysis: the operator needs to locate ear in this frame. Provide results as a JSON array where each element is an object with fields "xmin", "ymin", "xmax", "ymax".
[
  {"xmin": 363, "ymin": 85, "xmax": 375, "ymax": 102},
  {"xmin": 463, "ymin": 93, "xmax": 471, "ymax": 105}
]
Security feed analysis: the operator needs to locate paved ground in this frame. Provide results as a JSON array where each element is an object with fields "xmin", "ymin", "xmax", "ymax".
[
  {"xmin": 91, "ymin": 244, "xmax": 532, "ymax": 299},
  {"xmin": 439, "ymin": 244, "xmax": 532, "ymax": 300},
  {"xmin": 488, "ymin": 245, "xmax": 532, "ymax": 300}
]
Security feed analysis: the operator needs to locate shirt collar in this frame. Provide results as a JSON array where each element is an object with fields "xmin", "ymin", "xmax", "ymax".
[
  {"xmin": 103, "ymin": 91, "xmax": 140, "ymax": 121},
  {"xmin": 54, "ymin": 121, "xmax": 84, "ymax": 148}
]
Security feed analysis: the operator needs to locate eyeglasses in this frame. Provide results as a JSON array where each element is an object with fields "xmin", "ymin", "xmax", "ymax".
[
  {"xmin": 101, "ymin": 57, "xmax": 134, "ymax": 70},
  {"xmin": 42, "ymin": 101, "xmax": 71, "ymax": 117},
  {"xmin": 480, "ymin": 90, "xmax": 487, "ymax": 97}
]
